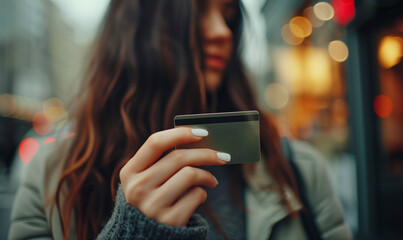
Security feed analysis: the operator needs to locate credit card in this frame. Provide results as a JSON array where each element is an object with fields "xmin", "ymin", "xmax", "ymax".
[{"xmin": 174, "ymin": 111, "xmax": 261, "ymax": 164}]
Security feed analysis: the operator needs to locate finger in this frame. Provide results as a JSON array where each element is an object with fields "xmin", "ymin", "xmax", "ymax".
[
  {"xmin": 161, "ymin": 187, "xmax": 207, "ymax": 226},
  {"xmin": 143, "ymin": 148, "xmax": 229, "ymax": 187},
  {"xmin": 126, "ymin": 127, "xmax": 208, "ymax": 173},
  {"xmin": 155, "ymin": 166, "xmax": 217, "ymax": 206}
]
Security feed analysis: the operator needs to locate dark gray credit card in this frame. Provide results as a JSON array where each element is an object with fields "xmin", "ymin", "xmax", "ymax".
[{"xmin": 174, "ymin": 111, "xmax": 261, "ymax": 164}]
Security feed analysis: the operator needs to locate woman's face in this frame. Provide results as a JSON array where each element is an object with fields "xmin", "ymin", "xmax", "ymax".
[{"xmin": 199, "ymin": 0, "xmax": 237, "ymax": 92}]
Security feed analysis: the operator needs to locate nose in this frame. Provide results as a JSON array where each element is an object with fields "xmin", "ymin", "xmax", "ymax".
[{"xmin": 201, "ymin": 10, "xmax": 232, "ymax": 43}]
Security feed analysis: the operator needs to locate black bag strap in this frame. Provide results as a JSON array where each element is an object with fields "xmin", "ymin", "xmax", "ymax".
[{"xmin": 281, "ymin": 138, "xmax": 323, "ymax": 240}]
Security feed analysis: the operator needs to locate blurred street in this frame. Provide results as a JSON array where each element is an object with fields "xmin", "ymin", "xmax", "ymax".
[{"xmin": 1, "ymin": 0, "xmax": 402, "ymax": 239}]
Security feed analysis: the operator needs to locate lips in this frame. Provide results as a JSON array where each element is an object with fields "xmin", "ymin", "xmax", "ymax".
[{"xmin": 205, "ymin": 54, "xmax": 227, "ymax": 70}]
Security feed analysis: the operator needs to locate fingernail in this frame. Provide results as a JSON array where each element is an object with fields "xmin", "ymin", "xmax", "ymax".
[
  {"xmin": 191, "ymin": 129, "xmax": 208, "ymax": 137},
  {"xmin": 213, "ymin": 176, "xmax": 219, "ymax": 185},
  {"xmin": 217, "ymin": 152, "xmax": 231, "ymax": 162}
]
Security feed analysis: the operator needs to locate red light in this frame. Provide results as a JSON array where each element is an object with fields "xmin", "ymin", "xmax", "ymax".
[
  {"xmin": 374, "ymin": 95, "xmax": 393, "ymax": 118},
  {"xmin": 43, "ymin": 137, "xmax": 56, "ymax": 144},
  {"xmin": 62, "ymin": 132, "xmax": 75, "ymax": 138},
  {"xmin": 18, "ymin": 138, "xmax": 39, "ymax": 165},
  {"xmin": 331, "ymin": 0, "xmax": 356, "ymax": 26},
  {"xmin": 33, "ymin": 111, "xmax": 53, "ymax": 135}
]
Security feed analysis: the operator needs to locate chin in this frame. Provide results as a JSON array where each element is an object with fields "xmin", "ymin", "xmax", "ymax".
[{"xmin": 205, "ymin": 70, "xmax": 223, "ymax": 92}]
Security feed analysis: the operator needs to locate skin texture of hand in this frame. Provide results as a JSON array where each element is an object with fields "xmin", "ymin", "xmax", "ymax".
[{"xmin": 119, "ymin": 127, "xmax": 229, "ymax": 226}]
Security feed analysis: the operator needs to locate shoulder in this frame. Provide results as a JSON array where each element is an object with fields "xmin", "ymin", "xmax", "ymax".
[
  {"xmin": 288, "ymin": 140, "xmax": 329, "ymax": 197},
  {"xmin": 289, "ymin": 140, "xmax": 325, "ymax": 168},
  {"xmin": 9, "ymin": 135, "xmax": 73, "ymax": 240},
  {"xmin": 12, "ymin": 125, "xmax": 74, "ymax": 187},
  {"xmin": 14, "ymin": 131, "xmax": 74, "ymax": 205},
  {"xmin": 288, "ymin": 140, "xmax": 353, "ymax": 239},
  {"xmin": 22, "ymin": 136, "xmax": 72, "ymax": 189}
]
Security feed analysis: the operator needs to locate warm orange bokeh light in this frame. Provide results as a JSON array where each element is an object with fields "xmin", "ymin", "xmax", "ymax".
[
  {"xmin": 313, "ymin": 2, "xmax": 334, "ymax": 21},
  {"xmin": 0, "ymin": 94, "xmax": 16, "ymax": 117},
  {"xmin": 374, "ymin": 95, "xmax": 393, "ymax": 118},
  {"xmin": 378, "ymin": 36, "xmax": 402, "ymax": 69},
  {"xmin": 43, "ymin": 98, "xmax": 66, "ymax": 122},
  {"xmin": 303, "ymin": 7, "xmax": 324, "ymax": 28},
  {"xmin": 281, "ymin": 24, "xmax": 304, "ymax": 46},
  {"xmin": 277, "ymin": 48, "xmax": 332, "ymax": 96},
  {"xmin": 328, "ymin": 40, "xmax": 349, "ymax": 62},
  {"xmin": 289, "ymin": 16, "xmax": 312, "ymax": 38},
  {"xmin": 265, "ymin": 83, "xmax": 290, "ymax": 109}
]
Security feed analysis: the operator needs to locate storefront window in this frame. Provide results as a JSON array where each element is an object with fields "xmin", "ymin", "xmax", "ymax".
[
  {"xmin": 376, "ymin": 19, "xmax": 403, "ymax": 175},
  {"xmin": 243, "ymin": 0, "xmax": 358, "ymax": 232}
]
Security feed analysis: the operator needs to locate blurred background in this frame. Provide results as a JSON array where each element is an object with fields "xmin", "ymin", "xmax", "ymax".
[{"xmin": 0, "ymin": 0, "xmax": 402, "ymax": 239}]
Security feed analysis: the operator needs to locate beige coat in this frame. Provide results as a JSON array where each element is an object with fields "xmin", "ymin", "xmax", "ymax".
[{"xmin": 8, "ymin": 139, "xmax": 352, "ymax": 240}]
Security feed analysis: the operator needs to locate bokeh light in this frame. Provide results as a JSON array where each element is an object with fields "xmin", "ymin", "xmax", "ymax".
[
  {"xmin": 331, "ymin": 0, "xmax": 356, "ymax": 26},
  {"xmin": 265, "ymin": 83, "xmax": 290, "ymax": 110},
  {"xmin": 277, "ymin": 48, "xmax": 332, "ymax": 96},
  {"xmin": 0, "ymin": 94, "xmax": 16, "ymax": 117},
  {"xmin": 374, "ymin": 95, "xmax": 393, "ymax": 118},
  {"xmin": 43, "ymin": 98, "xmax": 66, "ymax": 122},
  {"xmin": 313, "ymin": 2, "xmax": 335, "ymax": 21},
  {"xmin": 44, "ymin": 137, "xmax": 57, "ymax": 144},
  {"xmin": 328, "ymin": 40, "xmax": 349, "ymax": 62},
  {"xmin": 276, "ymin": 49, "xmax": 304, "ymax": 94},
  {"xmin": 46, "ymin": 106, "xmax": 66, "ymax": 121},
  {"xmin": 33, "ymin": 111, "xmax": 53, "ymax": 135},
  {"xmin": 303, "ymin": 7, "xmax": 324, "ymax": 28},
  {"xmin": 43, "ymin": 98, "xmax": 64, "ymax": 110},
  {"xmin": 18, "ymin": 138, "xmax": 40, "ymax": 165},
  {"xmin": 0, "ymin": 94, "xmax": 42, "ymax": 121},
  {"xmin": 12, "ymin": 96, "xmax": 27, "ymax": 120},
  {"xmin": 281, "ymin": 24, "xmax": 304, "ymax": 46},
  {"xmin": 305, "ymin": 49, "xmax": 332, "ymax": 95},
  {"xmin": 289, "ymin": 16, "xmax": 313, "ymax": 38},
  {"xmin": 63, "ymin": 132, "xmax": 76, "ymax": 138},
  {"xmin": 378, "ymin": 36, "xmax": 402, "ymax": 69}
]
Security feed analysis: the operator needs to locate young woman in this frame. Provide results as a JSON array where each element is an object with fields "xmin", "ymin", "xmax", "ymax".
[{"xmin": 9, "ymin": 0, "xmax": 352, "ymax": 239}]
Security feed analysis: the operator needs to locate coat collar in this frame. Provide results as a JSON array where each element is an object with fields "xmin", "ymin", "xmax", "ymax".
[{"xmin": 243, "ymin": 159, "xmax": 302, "ymax": 239}]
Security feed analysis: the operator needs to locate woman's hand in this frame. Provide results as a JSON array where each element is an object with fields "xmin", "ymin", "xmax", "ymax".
[{"xmin": 119, "ymin": 127, "xmax": 230, "ymax": 226}]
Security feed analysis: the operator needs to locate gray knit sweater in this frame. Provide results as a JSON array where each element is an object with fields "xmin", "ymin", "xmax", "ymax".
[
  {"xmin": 97, "ymin": 185, "xmax": 209, "ymax": 240},
  {"xmin": 97, "ymin": 165, "xmax": 246, "ymax": 240}
]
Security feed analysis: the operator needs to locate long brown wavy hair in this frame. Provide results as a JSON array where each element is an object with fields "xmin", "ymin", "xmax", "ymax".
[{"xmin": 53, "ymin": 0, "xmax": 299, "ymax": 239}]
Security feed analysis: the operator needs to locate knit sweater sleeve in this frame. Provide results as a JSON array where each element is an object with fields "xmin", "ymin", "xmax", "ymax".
[{"xmin": 97, "ymin": 185, "xmax": 208, "ymax": 240}]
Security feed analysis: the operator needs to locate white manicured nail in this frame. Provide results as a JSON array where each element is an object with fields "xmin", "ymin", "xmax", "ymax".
[
  {"xmin": 213, "ymin": 176, "xmax": 219, "ymax": 185},
  {"xmin": 217, "ymin": 152, "xmax": 231, "ymax": 162},
  {"xmin": 191, "ymin": 129, "xmax": 208, "ymax": 137}
]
